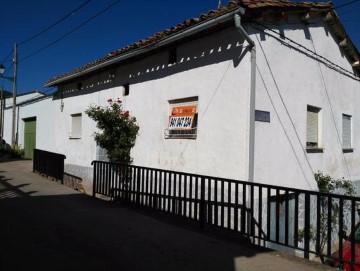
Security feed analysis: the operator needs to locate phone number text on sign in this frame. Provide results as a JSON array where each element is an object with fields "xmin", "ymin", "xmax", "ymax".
[{"xmin": 169, "ymin": 116, "xmax": 193, "ymax": 129}]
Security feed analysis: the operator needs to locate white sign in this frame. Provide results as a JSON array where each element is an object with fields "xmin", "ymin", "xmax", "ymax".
[{"xmin": 168, "ymin": 116, "xmax": 194, "ymax": 130}]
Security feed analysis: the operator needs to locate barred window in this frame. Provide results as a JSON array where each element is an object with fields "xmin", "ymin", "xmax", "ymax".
[{"xmin": 165, "ymin": 97, "xmax": 198, "ymax": 139}]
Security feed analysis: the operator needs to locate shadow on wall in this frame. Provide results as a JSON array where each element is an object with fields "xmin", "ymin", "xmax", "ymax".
[{"xmin": 54, "ymin": 27, "xmax": 248, "ymax": 100}]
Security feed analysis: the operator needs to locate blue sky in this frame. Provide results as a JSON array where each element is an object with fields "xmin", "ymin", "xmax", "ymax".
[{"xmin": 1, "ymin": 0, "xmax": 359, "ymax": 95}]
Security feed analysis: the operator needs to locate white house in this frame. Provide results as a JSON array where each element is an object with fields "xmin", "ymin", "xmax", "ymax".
[{"xmin": 4, "ymin": 0, "xmax": 360, "ymax": 194}]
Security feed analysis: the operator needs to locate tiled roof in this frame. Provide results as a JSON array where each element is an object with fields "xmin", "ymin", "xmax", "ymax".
[
  {"xmin": 46, "ymin": 0, "xmax": 356, "ymax": 86},
  {"xmin": 241, "ymin": 0, "xmax": 332, "ymax": 9}
]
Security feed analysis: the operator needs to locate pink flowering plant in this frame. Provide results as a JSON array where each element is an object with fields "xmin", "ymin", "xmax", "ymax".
[{"xmin": 85, "ymin": 98, "xmax": 139, "ymax": 165}]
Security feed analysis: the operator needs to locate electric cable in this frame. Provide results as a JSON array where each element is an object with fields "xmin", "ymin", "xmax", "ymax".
[
  {"xmin": 1, "ymin": 1, "xmax": 91, "ymax": 68},
  {"xmin": 255, "ymin": 34, "xmax": 315, "ymax": 189},
  {"xmin": 334, "ymin": 0, "xmax": 360, "ymax": 9},
  {"xmin": 1, "ymin": 49, "xmax": 14, "ymax": 65},
  {"xmin": 18, "ymin": 0, "xmax": 92, "ymax": 46},
  {"xmin": 338, "ymin": 7, "xmax": 360, "ymax": 16},
  {"xmin": 254, "ymin": 23, "xmax": 359, "ymax": 80},
  {"xmin": 308, "ymin": 36, "xmax": 352, "ymax": 180},
  {"xmin": 20, "ymin": 0, "xmax": 122, "ymax": 62}
]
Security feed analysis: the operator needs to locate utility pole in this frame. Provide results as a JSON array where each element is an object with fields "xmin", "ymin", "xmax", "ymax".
[{"xmin": 11, "ymin": 43, "xmax": 17, "ymax": 147}]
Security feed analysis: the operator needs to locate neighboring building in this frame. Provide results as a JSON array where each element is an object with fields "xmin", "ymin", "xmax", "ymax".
[
  {"xmin": 0, "ymin": 89, "xmax": 12, "ymax": 138},
  {"xmin": 3, "ymin": 91, "xmax": 54, "ymax": 159},
  {"xmin": 5, "ymin": 0, "xmax": 360, "ymax": 193}
]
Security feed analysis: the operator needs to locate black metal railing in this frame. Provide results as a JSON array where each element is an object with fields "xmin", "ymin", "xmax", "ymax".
[
  {"xmin": 92, "ymin": 160, "xmax": 360, "ymax": 268},
  {"xmin": 33, "ymin": 149, "xmax": 66, "ymax": 183}
]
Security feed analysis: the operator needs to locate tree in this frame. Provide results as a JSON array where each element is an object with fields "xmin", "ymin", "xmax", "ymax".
[{"xmin": 85, "ymin": 98, "xmax": 139, "ymax": 164}]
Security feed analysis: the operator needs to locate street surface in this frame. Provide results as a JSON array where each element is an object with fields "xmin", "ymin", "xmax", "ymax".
[{"xmin": 0, "ymin": 159, "xmax": 335, "ymax": 270}]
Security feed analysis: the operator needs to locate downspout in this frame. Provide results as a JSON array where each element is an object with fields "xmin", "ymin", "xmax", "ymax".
[{"xmin": 234, "ymin": 13, "xmax": 256, "ymax": 183}]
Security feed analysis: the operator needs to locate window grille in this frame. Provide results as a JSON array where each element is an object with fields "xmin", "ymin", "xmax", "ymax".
[{"xmin": 165, "ymin": 97, "xmax": 198, "ymax": 139}]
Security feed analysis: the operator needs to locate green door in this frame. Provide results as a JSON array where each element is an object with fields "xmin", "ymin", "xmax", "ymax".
[{"xmin": 24, "ymin": 119, "xmax": 36, "ymax": 159}]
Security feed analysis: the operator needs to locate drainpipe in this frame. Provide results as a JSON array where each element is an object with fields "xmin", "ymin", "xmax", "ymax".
[{"xmin": 234, "ymin": 13, "xmax": 256, "ymax": 183}]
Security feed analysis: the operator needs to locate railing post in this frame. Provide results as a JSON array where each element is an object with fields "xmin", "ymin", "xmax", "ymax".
[
  {"xmin": 60, "ymin": 155, "xmax": 65, "ymax": 184},
  {"xmin": 200, "ymin": 176, "xmax": 206, "ymax": 229},
  {"xmin": 92, "ymin": 161, "xmax": 96, "ymax": 198},
  {"xmin": 304, "ymin": 193, "xmax": 310, "ymax": 259},
  {"xmin": 33, "ymin": 149, "xmax": 37, "ymax": 173},
  {"xmin": 136, "ymin": 167, "xmax": 141, "ymax": 208}
]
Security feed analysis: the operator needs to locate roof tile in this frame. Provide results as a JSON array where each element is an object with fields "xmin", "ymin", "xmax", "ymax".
[{"xmin": 46, "ymin": 0, "xmax": 341, "ymax": 85}]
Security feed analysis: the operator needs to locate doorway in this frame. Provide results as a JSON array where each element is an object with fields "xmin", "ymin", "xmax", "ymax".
[{"xmin": 24, "ymin": 118, "xmax": 36, "ymax": 159}]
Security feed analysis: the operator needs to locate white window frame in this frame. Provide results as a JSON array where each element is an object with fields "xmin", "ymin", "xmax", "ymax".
[
  {"xmin": 342, "ymin": 114, "xmax": 352, "ymax": 150},
  {"xmin": 70, "ymin": 113, "xmax": 82, "ymax": 139},
  {"xmin": 306, "ymin": 105, "xmax": 322, "ymax": 151},
  {"xmin": 165, "ymin": 97, "xmax": 198, "ymax": 139}
]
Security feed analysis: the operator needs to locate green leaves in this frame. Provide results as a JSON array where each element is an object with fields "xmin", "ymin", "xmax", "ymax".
[
  {"xmin": 85, "ymin": 100, "xmax": 139, "ymax": 164},
  {"xmin": 315, "ymin": 171, "xmax": 355, "ymax": 196},
  {"xmin": 298, "ymin": 171, "xmax": 355, "ymax": 261}
]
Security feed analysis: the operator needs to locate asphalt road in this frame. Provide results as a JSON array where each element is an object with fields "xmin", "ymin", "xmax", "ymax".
[{"xmin": 0, "ymin": 159, "xmax": 335, "ymax": 271}]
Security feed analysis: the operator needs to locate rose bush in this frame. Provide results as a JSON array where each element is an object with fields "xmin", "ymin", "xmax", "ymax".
[{"xmin": 85, "ymin": 98, "xmax": 139, "ymax": 165}]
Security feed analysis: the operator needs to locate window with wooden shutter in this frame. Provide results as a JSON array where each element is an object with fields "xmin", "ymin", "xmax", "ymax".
[
  {"xmin": 306, "ymin": 106, "xmax": 320, "ymax": 148},
  {"xmin": 342, "ymin": 114, "xmax": 352, "ymax": 149},
  {"xmin": 70, "ymin": 113, "xmax": 82, "ymax": 139}
]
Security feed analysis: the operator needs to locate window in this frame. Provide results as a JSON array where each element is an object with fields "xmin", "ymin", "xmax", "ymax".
[
  {"xmin": 70, "ymin": 113, "xmax": 82, "ymax": 139},
  {"xmin": 342, "ymin": 114, "xmax": 352, "ymax": 150},
  {"xmin": 306, "ymin": 105, "xmax": 321, "ymax": 150},
  {"xmin": 165, "ymin": 97, "xmax": 198, "ymax": 139}
]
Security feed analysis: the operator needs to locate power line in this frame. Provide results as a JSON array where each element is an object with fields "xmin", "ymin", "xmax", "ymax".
[
  {"xmin": 338, "ymin": 7, "xmax": 360, "ymax": 16},
  {"xmin": 1, "ymin": 49, "xmax": 14, "ymax": 64},
  {"xmin": 18, "ymin": 0, "xmax": 92, "ymax": 46},
  {"xmin": 308, "ymin": 37, "xmax": 352, "ymax": 180},
  {"xmin": 1, "ymin": 1, "xmax": 91, "ymax": 67},
  {"xmin": 255, "ymin": 35, "xmax": 315, "ymax": 189},
  {"xmin": 334, "ymin": 0, "xmax": 360, "ymax": 9},
  {"xmin": 254, "ymin": 23, "xmax": 359, "ymax": 80},
  {"xmin": 20, "ymin": 0, "xmax": 122, "ymax": 62}
]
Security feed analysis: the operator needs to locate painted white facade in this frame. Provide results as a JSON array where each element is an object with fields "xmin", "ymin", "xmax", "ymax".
[
  {"xmin": 4, "ymin": 15, "xmax": 360, "ymax": 193},
  {"xmin": 2, "ymin": 92, "xmax": 51, "ymax": 147}
]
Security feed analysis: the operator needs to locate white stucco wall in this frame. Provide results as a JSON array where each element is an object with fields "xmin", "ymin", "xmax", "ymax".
[
  {"xmin": 3, "ymin": 92, "xmax": 48, "ymax": 145},
  {"xmin": 5, "ymin": 18, "xmax": 360, "ymax": 192},
  {"xmin": 253, "ymin": 20, "xmax": 360, "ymax": 189},
  {"xmin": 54, "ymin": 26, "xmax": 251, "ymax": 187}
]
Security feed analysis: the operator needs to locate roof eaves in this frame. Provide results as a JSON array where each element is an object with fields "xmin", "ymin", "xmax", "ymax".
[
  {"xmin": 45, "ymin": 0, "xmax": 359, "ymax": 86},
  {"xmin": 45, "ymin": 4, "xmax": 243, "ymax": 87}
]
